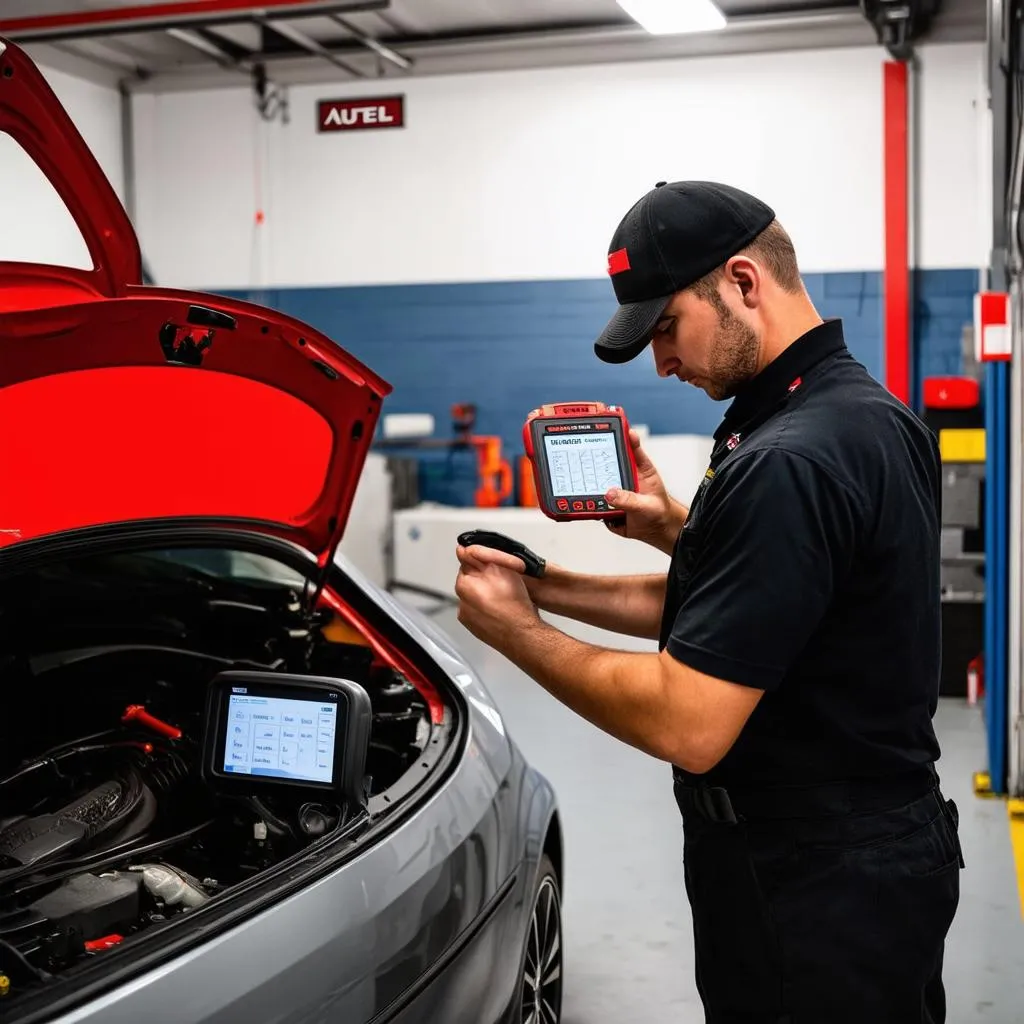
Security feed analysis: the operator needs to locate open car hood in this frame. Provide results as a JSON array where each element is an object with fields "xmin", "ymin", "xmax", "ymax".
[{"xmin": 0, "ymin": 39, "xmax": 392, "ymax": 564}]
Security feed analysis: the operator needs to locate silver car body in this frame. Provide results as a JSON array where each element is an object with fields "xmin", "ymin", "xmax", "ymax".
[{"xmin": 10, "ymin": 544, "xmax": 560, "ymax": 1024}]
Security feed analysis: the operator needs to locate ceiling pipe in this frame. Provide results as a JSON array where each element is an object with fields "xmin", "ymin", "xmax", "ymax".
[
  {"xmin": 165, "ymin": 26, "xmax": 245, "ymax": 67},
  {"xmin": 245, "ymin": 8, "xmax": 870, "ymax": 67},
  {"xmin": 368, "ymin": 8, "xmax": 868, "ymax": 50},
  {"xmin": 262, "ymin": 18, "xmax": 364, "ymax": 77},
  {"xmin": 122, "ymin": 12, "xmax": 885, "ymax": 91},
  {"xmin": 330, "ymin": 14, "xmax": 412, "ymax": 71}
]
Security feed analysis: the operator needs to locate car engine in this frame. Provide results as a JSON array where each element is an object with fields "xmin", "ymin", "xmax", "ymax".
[{"xmin": 0, "ymin": 547, "xmax": 436, "ymax": 1000}]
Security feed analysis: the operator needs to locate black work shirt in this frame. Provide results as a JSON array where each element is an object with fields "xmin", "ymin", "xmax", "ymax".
[{"xmin": 661, "ymin": 319, "xmax": 942, "ymax": 789}]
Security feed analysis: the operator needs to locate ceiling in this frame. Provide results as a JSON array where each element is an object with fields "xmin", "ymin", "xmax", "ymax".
[{"xmin": 0, "ymin": 0, "xmax": 987, "ymax": 92}]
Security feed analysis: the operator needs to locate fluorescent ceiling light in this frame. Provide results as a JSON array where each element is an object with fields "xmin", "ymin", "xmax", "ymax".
[{"xmin": 618, "ymin": 0, "xmax": 727, "ymax": 35}]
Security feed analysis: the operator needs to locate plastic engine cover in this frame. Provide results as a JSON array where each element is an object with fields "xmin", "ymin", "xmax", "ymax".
[{"xmin": 28, "ymin": 872, "xmax": 142, "ymax": 951}]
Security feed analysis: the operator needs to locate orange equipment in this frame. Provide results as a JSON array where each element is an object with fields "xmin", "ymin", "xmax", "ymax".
[
  {"xmin": 517, "ymin": 455, "xmax": 539, "ymax": 507},
  {"xmin": 373, "ymin": 401, "xmax": 514, "ymax": 508},
  {"xmin": 470, "ymin": 436, "xmax": 513, "ymax": 508}
]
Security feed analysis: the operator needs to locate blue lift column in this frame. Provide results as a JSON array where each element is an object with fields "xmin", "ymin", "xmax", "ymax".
[{"xmin": 980, "ymin": 293, "xmax": 1012, "ymax": 793}]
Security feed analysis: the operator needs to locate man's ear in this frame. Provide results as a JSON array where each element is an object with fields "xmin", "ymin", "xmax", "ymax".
[{"xmin": 724, "ymin": 256, "xmax": 762, "ymax": 308}]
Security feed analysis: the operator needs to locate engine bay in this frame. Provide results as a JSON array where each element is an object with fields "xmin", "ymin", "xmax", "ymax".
[{"xmin": 0, "ymin": 546, "xmax": 440, "ymax": 1006}]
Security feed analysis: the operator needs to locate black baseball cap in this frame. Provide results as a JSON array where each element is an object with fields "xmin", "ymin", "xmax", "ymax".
[{"xmin": 594, "ymin": 181, "xmax": 776, "ymax": 364}]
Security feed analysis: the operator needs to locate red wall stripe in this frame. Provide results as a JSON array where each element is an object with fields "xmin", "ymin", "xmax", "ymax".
[{"xmin": 883, "ymin": 60, "xmax": 910, "ymax": 405}]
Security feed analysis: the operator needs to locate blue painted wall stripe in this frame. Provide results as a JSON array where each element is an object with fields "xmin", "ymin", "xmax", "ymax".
[
  {"xmin": 216, "ymin": 268, "xmax": 975, "ymax": 503},
  {"xmin": 913, "ymin": 268, "xmax": 979, "ymax": 410}
]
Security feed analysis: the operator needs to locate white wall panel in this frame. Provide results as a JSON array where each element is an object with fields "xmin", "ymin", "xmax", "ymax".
[
  {"xmin": 45, "ymin": 66, "xmax": 126, "ymax": 201},
  {"xmin": 0, "ymin": 64, "xmax": 123, "ymax": 270},
  {"xmin": 916, "ymin": 42, "xmax": 990, "ymax": 270},
  {"xmin": 133, "ymin": 88, "xmax": 260, "ymax": 292},
  {"xmin": 132, "ymin": 42, "xmax": 987, "ymax": 290}
]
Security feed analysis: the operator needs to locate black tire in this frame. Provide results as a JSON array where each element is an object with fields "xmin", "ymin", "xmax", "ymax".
[{"xmin": 519, "ymin": 853, "xmax": 563, "ymax": 1024}]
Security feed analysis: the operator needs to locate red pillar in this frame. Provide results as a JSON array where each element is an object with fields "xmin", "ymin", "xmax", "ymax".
[{"xmin": 883, "ymin": 60, "xmax": 910, "ymax": 405}]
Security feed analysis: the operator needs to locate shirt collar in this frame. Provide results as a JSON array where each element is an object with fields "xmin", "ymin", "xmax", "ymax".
[{"xmin": 714, "ymin": 318, "xmax": 847, "ymax": 440}]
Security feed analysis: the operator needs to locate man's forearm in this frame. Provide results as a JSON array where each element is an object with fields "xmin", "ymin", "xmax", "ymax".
[
  {"xmin": 488, "ymin": 616, "xmax": 761, "ymax": 773},
  {"xmin": 499, "ymin": 619, "xmax": 680, "ymax": 763},
  {"xmin": 528, "ymin": 567, "xmax": 666, "ymax": 639}
]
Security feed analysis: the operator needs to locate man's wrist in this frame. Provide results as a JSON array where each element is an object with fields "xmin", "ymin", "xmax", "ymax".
[
  {"xmin": 658, "ymin": 501, "xmax": 688, "ymax": 554},
  {"xmin": 528, "ymin": 562, "xmax": 571, "ymax": 609}
]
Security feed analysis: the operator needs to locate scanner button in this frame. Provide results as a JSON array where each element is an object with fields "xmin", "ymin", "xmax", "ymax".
[
  {"xmin": 556, "ymin": 499, "xmax": 569, "ymax": 511},
  {"xmin": 585, "ymin": 500, "xmax": 596, "ymax": 511},
  {"xmin": 572, "ymin": 501, "xmax": 584, "ymax": 512}
]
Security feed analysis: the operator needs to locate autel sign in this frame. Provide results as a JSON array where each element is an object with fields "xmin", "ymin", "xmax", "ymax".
[{"xmin": 318, "ymin": 96, "xmax": 405, "ymax": 133}]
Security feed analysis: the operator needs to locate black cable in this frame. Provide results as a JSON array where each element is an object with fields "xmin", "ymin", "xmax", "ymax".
[
  {"xmin": 0, "ymin": 819, "xmax": 215, "ymax": 900},
  {"xmin": 247, "ymin": 796, "xmax": 294, "ymax": 838},
  {"xmin": 0, "ymin": 761, "xmax": 148, "ymax": 867},
  {"xmin": 0, "ymin": 937, "xmax": 52, "ymax": 984},
  {"xmin": 1003, "ymin": 2, "xmax": 1024, "ymax": 267},
  {"xmin": 0, "ymin": 734, "xmax": 178, "ymax": 791}
]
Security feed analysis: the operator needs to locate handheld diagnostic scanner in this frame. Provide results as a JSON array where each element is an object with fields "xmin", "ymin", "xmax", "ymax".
[{"xmin": 522, "ymin": 402, "xmax": 638, "ymax": 522}]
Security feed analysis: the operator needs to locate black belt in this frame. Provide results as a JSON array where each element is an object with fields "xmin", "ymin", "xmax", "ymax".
[{"xmin": 673, "ymin": 765, "xmax": 938, "ymax": 825}]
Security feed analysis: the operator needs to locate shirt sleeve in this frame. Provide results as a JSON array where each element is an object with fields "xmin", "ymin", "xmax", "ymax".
[{"xmin": 665, "ymin": 446, "xmax": 861, "ymax": 691}]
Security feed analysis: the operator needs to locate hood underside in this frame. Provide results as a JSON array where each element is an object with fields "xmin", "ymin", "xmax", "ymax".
[
  {"xmin": 0, "ymin": 292, "xmax": 391, "ymax": 559},
  {"xmin": 0, "ymin": 39, "xmax": 391, "ymax": 561}
]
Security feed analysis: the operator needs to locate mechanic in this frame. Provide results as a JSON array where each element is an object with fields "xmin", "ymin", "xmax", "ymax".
[{"xmin": 454, "ymin": 181, "xmax": 964, "ymax": 1023}]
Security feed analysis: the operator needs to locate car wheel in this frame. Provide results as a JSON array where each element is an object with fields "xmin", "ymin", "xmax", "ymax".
[{"xmin": 520, "ymin": 854, "xmax": 563, "ymax": 1024}]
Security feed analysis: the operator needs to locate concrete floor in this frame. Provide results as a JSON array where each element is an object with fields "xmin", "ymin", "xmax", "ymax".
[{"xmin": 414, "ymin": 599, "xmax": 1024, "ymax": 1023}]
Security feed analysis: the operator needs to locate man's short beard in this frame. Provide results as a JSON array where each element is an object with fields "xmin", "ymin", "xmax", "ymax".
[{"xmin": 702, "ymin": 292, "xmax": 760, "ymax": 401}]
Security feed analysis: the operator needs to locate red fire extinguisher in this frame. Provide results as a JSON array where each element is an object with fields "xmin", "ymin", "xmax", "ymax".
[{"xmin": 967, "ymin": 654, "xmax": 984, "ymax": 706}]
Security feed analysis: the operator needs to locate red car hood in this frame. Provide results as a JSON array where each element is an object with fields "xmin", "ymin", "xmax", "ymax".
[{"xmin": 0, "ymin": 38, "xmax": 391, "ymax": 562}]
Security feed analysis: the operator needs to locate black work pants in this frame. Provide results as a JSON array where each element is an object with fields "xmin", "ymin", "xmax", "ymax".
[{"xmin": 674, "ymin": 777, "xmax": 963, "ymax": 1024}]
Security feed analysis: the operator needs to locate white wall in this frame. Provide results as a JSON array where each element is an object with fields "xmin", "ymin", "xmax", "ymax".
[
  {"xmin": 0, "ymin": 64, "xmax": 124, "ymax": 269},
  {"xmin": 132, "ymin": 41, "xmax": 989, "ymax": 291},
  {"xmin": 916, "ymin": 42, "xmax": 991, "ymax": 271}
]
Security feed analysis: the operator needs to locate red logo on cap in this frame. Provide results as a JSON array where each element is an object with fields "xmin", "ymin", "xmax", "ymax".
[{"xmin": 607, "ymin": 248, "xmax": 631, "ymax": 275}]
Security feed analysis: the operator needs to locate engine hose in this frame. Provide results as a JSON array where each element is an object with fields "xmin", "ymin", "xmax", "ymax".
[
  {"xmin": 0, "ymin": 757, "xmax": 56, "ymax": 792},
  {"xmin": 128, "ymin": 863, "xmax": 209, "ymax": 909},
  {"xmin": 2, "ymin": 818, "xmax": 216, "ymax": 900},
  {"xmin": 79, "ymin": 766, "xmax": 146, "ymax": 845},
  {"xmin": 139, "ymin": 749, "xmax": 190, "ymax": 795}
]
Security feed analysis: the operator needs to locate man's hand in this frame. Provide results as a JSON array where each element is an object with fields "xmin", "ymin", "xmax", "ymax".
[
  {"xmin": 454, "ymin": 543, "xmax": 541, "ymax": 649},
  {"xmin": 453, "ymin": 539, "xmax": 666, "ymax": 640},
  {"xmin": 605, "ymin": 430, "xmax": 688, "ymax": 555}
]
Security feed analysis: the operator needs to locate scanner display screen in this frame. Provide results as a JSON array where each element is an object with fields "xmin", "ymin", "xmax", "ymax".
[
  {"xmin": 542, "ymin": 431, "xmax": 623, "ymax": 497},
  {"xmin": 222, "ymin": 689, "xmax": 338, "ymax": 786}
]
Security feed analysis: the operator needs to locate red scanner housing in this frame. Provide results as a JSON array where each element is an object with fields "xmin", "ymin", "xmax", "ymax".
[{"xmin": 522, "ymin": 402, "xmax": 639, "ymax": 521}]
